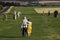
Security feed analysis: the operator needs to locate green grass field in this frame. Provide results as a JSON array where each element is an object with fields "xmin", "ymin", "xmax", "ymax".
[{"xmin": 0, "ymin": 7, "xmax": 60, "ymax": 40}]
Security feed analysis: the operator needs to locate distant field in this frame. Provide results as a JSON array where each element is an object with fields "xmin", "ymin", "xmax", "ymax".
[
  {"xmin": 34, "ymin": 7, "xmax": 60, "ymax": 13},
  {"xmin": 0, "ymin": 7, "xmax": 60, "ymax": 40}
]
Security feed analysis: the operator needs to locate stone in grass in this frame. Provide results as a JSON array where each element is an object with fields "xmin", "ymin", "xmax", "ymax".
[
  {"xmin": 48, "ymin": 11, "xmax": 50, "ymax": 16},
  {"xmin": 17, "ymin": 12, "xmax": 21, "ymax": 18},
  {"xmin": 13, "ymin": 11, "xmax": 17, "ymax": 20},
  {"xmin": 54, "ymin": 10, "xmax": 58, "ymax": 18}
]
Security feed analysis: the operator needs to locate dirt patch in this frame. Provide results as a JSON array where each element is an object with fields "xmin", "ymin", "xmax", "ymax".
[
  {"xmin": 34, "ymin": 8, "xmax": 60, "ymax": 13},
  {"xmin": 47, "ymin": 34, "xmax": 60, "ymax": 40},
  {"xmin": 42, "ymin": 26, "xmax": 60, "ymax": 40}
]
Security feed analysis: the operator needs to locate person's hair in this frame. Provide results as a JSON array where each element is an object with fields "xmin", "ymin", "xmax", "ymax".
[
  {"xmin": 28, "ymin": 19, "xmax": 30, "ymax": 21},
  {"xmin": 23, "ymin": 16, "xmax": 26, "ymax": 19}
]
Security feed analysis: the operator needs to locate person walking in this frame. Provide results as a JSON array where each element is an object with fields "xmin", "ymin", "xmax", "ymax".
[
  {"xmin": 27, "ymin": 19, "xmax": 32, "ymax": 37},
  {"xmin": 21, "ymin": 16, "xmax": 28, "ymax": 37}
]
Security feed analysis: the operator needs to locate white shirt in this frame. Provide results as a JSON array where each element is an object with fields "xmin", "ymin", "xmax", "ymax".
[{"xmin": 21, "ymin": 17, "xmax": 28, "ymax": 28}]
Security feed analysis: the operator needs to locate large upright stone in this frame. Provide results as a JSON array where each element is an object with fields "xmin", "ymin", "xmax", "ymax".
[
  {"xmin": 13, "ymin": 11, "xmax": 17, "ymax": 20},
  {"xmin": 17, "ymin": 12, "xmax": 21, "ymax": 18},
  {"xmin": 48, "ymin": 11, "xmax": 50, "ymax": 16},
  {"xmin": 54, "ymin": 10, "xmax": 58, "ymax": 18}
]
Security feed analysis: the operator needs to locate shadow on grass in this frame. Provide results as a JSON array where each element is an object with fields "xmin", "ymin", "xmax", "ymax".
[{"xmin": 0, "ymin": 35, "xmax": 22, "ymax": 38}]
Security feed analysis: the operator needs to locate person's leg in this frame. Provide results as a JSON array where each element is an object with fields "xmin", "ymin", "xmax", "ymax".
[
  {"xmin": 22, "ymin": 28, "xmax": 24, "ymax": 37},
  {"xmin": 25, "ymin": 28, "xmax": 27, "ymax": 36},
  {"xmin": 27, "ymin": 32, "xmax": 31, "ymax": 37},
  {"xmin": 24, "ymin": 28, "xmax": 27, "ymax": 37},
  {"xmin": 23, "ymin": 28, "xmax": 27, "ymax": 37},
  {"xmin": 22, "ymin": 28, "xmax": 26, "ymax": 37},
  {"xmin": 28, "ymin": 33, "xmax": 31, "ymax": 37},
  {"xmin": 27, "ymin": 30, "xmax": 31, "ymax": 37}
]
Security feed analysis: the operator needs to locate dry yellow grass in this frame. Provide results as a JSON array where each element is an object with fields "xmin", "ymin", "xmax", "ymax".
[
  {"xmin": 47, "ymin": 34, "xmax": 60, "ymax": 40},
  {"xmin": 34, "ymin": 8, "xmax": 60, "ymax": 13}
]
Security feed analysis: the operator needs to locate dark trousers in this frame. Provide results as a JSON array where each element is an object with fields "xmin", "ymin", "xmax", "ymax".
[{"xmin": 22, "ymin": 28, "xmax": 27, "ymax": 37}]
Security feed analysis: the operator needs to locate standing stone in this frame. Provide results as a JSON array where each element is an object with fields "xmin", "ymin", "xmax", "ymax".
[
  {"xmin": 48, "ymin": 11, "xmax": 50, "ymax": 16},
  {"xmin": 17, "ymin": 12, "xmax": 21, "ymax": 18},
  {"xmin": 54, "ymin": 10, "xmax": 58, "ymax": 18},
  {"xmin": 13, "ymin": 11, "xmax": 17, "ymax": 20}
]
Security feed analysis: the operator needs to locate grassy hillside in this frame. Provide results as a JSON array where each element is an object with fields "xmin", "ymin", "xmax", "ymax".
[{"xmin": 0, "ymin": 7, "xmax": 60, "ymax": 40}]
